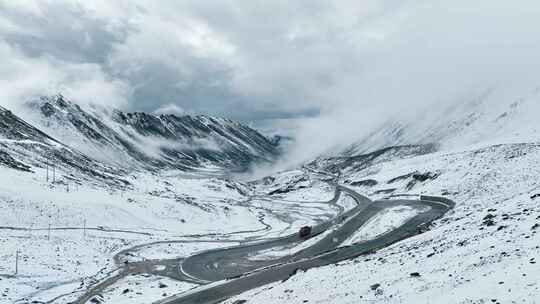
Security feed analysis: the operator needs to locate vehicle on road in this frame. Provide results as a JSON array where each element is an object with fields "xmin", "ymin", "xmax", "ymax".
[{"xmin": 299, "ymin": 226, "xmax": 312, "ymax": 238}]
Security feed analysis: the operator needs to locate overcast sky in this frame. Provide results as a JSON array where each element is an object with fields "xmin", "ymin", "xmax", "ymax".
[
  {"xmin": 2, "ymin": 0, "xmax": 540, "ymax": 163},
  {"xmin": 3, "ymin": 0, "xmax": 381, "ymax": 121}
]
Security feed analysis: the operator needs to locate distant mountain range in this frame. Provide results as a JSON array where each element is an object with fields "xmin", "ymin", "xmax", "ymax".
[
  {"xmin": 3, "ymin": 82, "xmax": 539, "ymax": 186},
  {"xmin": 0, "ymin": 95, "xmax": 280, "ymax": 185}
]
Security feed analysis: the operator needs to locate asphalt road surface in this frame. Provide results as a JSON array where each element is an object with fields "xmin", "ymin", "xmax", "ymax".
[
  {"xmin": 156, "ymin": 187, "xmax": 454, "ymax": 304},
  {"xmin": 74, "ymin": 184, "xmax": 351, "ymax": 304}
]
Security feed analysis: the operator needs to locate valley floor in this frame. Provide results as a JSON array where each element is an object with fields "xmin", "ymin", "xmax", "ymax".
[{"xmin": 0, "ymin": 165, "xmax": 337, "ymax": 303}]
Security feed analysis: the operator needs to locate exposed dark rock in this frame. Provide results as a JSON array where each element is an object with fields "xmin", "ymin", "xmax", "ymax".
[
  {"xmin": 0, "ymin": 151, "xmax": 32, "ymax": 172},
  {"xmin": 457, "ymin": 240, "xmax": 468, "ymax": 246},
  {"xmin": 370, "ymin": 283, "xmax": 381, "ymax": 290},
  {"xmin": 412, "ymin": 172, "xmax": 440, "ymax": 182},
  {"xmin": 373, "ymin": 188, "xmax": 397, "ymax": 195},
  {"xmin": 310, "ymin": 144, "xmax": 437, "ymax": 174},
  {"xmin": 406, "ymin": 172, "xmax": 440, "ymax": 189},
  {"xmin": 482, "ymin": 214, "xmax": 497, "ymax": 226},
  {"xmin": 385, "ymin": 170, "xmax": 441, "ymax": 190},
  {"xmin": 483, "ymin": 219, "xmax": 496, "ymax": 227},
  {"xmin": 350, "ymin": 179, "xmax": 378, "ymax": 187},
  {"xmin": 388, "ymin": 172, "xmax": 416, "ymax": 184}
]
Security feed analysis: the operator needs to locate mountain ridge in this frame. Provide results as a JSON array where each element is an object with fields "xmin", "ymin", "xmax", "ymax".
[
  {"xmin": 13, "ymin": 94, "xmax": 280, "ymax": 172},
  {"xmin": 336, "ymin": 85, "xmax": 540, "ymax": 158},
  {"xmin": 0, "ymin": 95, "xmax": 281, "ymax": 187}
]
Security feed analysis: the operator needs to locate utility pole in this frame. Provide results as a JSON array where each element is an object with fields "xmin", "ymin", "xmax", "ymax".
[
  {"xmin": 46, "ymin": 157, "xmax": 49, "ymax": 182},
  {"xmin": 83, "ymin": 219, "xmax": 86, "ymax": 240},
  {"xmin": 15, "ymin": 249, "xmax": 19, "ymax": 275},
  {"xmin": 47, "ymin": 223, "xmax": 51, "ymax": 241},
  {"xmin": 52, "ymin": 162, "xmax": 56, "ymax": 183}
]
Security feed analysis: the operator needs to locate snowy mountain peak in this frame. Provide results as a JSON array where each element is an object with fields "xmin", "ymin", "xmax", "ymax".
[{"xmin": 1, "ymin": 95, "xmax": 280, "ymax": 175}]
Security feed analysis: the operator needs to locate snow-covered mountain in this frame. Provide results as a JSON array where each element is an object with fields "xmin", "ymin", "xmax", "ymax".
[
  {"xmin": 306, "ymin": 84, "xmax": 540, "ymax": 177},
  {"xmin": 2, "ymin": 87, "xmax": 540, "ymax": 304},
  {"xmin": 341, "ymin": 86, "xmax": 540, "ymax": 157},
  {"xmin": 216, "ymin": 88, "xmax": 540, "ymax": 304},
  {"xmin": 3, "ymin": 95, "xmax": 280, "ymax": 174},
  {"xmin": 0, "ymin": 105, "xmax": 130, "ymax": 187}
]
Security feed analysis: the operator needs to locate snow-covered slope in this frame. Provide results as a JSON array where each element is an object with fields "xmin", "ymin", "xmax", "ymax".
[
  {"xmin": 18, "ymin": 95, "xmax": 279, "ymax": 172},
  {"xmin": 0, "ymin": 164, "xmax": 272, "ymax": 304},
  {"xmin": 0, "ymin": 105, "xmax": 129, "ymax": 187},
  {"xmin": 343, "ymin": 86, "xmax": 540, "ymax": 156},
  {"xmin": 219, "ymin": 88, "xmax": 540, "ymax": 303},
  {"xmin": 2, "ymin": 86, "xmax": 540, "ymax": 304},
  {"xmin": 226, "ymin": 143, "xmax": 540, "ymax": 304}
]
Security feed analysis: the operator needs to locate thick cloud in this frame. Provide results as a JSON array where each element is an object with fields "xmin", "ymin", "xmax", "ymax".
[
  {"xmin": 0, "ymin": 1, "xmax": 131, "ymax": 110},
  {"xmin": 0, "ymin": 0, "xmax": 398, "ymax": 118},
  {"xmin": 0, "ymin": 40, "xmax": 130, "ymax": 111},
  {"xmin": 2, "ymin": 0, "xmax": 540, "ymax": 166}
]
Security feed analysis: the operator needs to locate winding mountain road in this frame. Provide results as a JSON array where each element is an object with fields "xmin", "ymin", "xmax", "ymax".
[
  {"xmin": 75, "ymin": 184, "xmax": 454, "ymax": 304},
  {"xmin": 155, "ymin": 187, "xmax": 454, "ymax": 304}
]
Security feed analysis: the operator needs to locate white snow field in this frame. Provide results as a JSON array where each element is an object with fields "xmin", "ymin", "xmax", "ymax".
[
  {"xmin": 2, "ymin": 142, "xmax": 540, "ymax": 304},
  {"xmin": 0, "ymin": 163, "xmax": 339, "ymax": 304},
  {"xmin": 340, "ymin": 205, "xmax": 425, "ymax": 247},
  {"xmin": 98, "ymin": 274, "xmax": 196, "ymax": 304}
]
